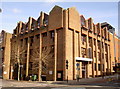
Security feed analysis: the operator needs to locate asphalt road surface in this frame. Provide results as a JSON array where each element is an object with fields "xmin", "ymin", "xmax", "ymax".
[{"xmin": 1, "ymin": 78, "xmax": 120, "ymax": 89}]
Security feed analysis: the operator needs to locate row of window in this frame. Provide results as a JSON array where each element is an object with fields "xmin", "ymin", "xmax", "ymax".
[
  {"xmin": 19, "ymin": 31, "xmax": 55, "ymax": 47},
  {"xmin": 81, "ymin": 47, "xmax": 108, "ymax": 61},
  {"xmin": 81, "ymin": 63, "xmax": 107, "ymax": 71},
  {"xmin": 81, "ymin": 16, "xmax": 110, "ymax": 40},
  {"xmin": 81, "ymin": 35, "xmax": 109, "ymax": 51},
  {"xmin": 14, "ymin": 13, "xmax": 48, "ymax": 35}
]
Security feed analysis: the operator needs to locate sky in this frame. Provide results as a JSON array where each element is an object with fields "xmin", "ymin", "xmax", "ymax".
[{"xmin": 0, "ymin": 2, "xmax": 119, "ymax": 35}]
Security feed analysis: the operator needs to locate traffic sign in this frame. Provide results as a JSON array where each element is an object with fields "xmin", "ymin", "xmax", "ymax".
[{"xmin": 76, "ymin": 63, "xmax": 79, "ymax": 67}]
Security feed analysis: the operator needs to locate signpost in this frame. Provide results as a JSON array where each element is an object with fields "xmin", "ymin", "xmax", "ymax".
[{"xmin": 76, "ymin": 63, "xmax": 80, "ymax": 82}]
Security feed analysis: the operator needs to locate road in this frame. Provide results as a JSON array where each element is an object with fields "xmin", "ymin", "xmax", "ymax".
[{"xmin": 1, "ymin": 75, "xmax": 120, "ymax": 89}]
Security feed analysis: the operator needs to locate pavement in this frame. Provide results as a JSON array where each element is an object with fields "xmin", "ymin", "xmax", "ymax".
[
  {"xmin": 49, "ymin": 75, "xmax": 120, "ymax": 87},
  {"xmin": 1, "ymin": 75, "xmax": 120, "ymax": 89}
]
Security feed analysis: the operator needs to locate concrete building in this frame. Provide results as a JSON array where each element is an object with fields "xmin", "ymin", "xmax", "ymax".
[
  {"xmin": 10, "ymin": 5, "xmax": 120, "ymax": 81},
  {"xmin": 0, "ymin": 30, "xmax": 12, "ymax": 79}
]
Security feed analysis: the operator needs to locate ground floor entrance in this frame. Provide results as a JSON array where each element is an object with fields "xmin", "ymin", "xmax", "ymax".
[
  {"xmin": 57, "ymin": 71, "xmax": 63, "ymax": 81},
  {"xmin": 82, "ymin": 62, "xmax": 87, "ymax": 78}
]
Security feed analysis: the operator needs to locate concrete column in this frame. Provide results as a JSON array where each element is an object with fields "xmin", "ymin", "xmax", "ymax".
[
  {"xmin": 109, "ymin": 46, "xmax": 112, "ymax": 73},
  {"xmin": 73, "ymin": 30, "xmax": 76, "ymax": 80},
  {"xmin": 86, "ymin": 27, "xmax": 89, "ymax": 78},
  {"xmin": 26, "ymin": 37, "xmax": 30, "ymax": 77},
  {"xmin": 103, "ymin": 42, "xmax": 106, "ymax": 74},
  {"xmin": 92, "ymin": 38, "xmax": 95, "ymax": 77},
  {"xmin": 38, "ymin": 33, "xmax": 42, "ymax": 81},
  {"xmin": 78, "ymin": 32, "xmax": 82, "ymax": 78},
  {"xmin": 96, "ymin": 38, "xmax": 98, "ymax": 76},
  {"xmin": 107, "ymin": 45, "xmax": 110, "ymax": 73},
  {"xmin": 54, "ymin": 29, "xmax": 57, "ymax": 81},
  {"xmin": 105, "ymin": 44, "xmax": 108, "ymax": 73},
  {"xmin": 63, "ymin": 9, "xmax": 68, "ymax": 81},
  {"xmin": 100, "ymin": 41, "xmax": 103, "ymax": 75}
]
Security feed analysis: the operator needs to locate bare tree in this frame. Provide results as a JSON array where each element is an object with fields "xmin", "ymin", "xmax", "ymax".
[
  {"xmin": 11, "ymin": 48, "xmax": 26, "ymax": 81},
  {"xmin": 30, "ymin": 46, "xmax": 54, "ymax": 81}
]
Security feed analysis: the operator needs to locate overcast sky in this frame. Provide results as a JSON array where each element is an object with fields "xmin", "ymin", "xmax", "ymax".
[{"xmin": 0, "ymin": 2, "xmax": 118, "ymax": 35}]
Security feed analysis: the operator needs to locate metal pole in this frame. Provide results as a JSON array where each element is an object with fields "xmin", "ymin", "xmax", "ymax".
[{"xmin": 67, "ymin": 69, "xmax": 68, "ymax": 83}]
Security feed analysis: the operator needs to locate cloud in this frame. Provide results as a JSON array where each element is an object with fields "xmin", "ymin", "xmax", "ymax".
[{"xmin": 12, "ymin": 8, "xmax": 22, "ymax": 13}]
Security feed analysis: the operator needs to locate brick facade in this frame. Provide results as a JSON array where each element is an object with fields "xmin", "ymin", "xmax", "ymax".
[{"xmin": 8, "ymin": 5, "xmax": 120, "ymax": 81}]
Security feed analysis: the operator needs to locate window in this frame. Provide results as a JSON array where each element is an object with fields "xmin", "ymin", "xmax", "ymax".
[
  {"xmin": 105, "ymin": 44, "xmax": 107, "ymax": 52},
  {"xmin": 50, "ymin": 31, "xmax": 54, "ymax": 42},
  {"xmin": 88, "ymin": 19, "xmax": 92, "ymax": 30},
  {"xmin": 81, "ymin": 48, "xmax": 86, "ymax": 57},
  {"xmin": 93, "ymin": 24, "xmax": 96, "ymax": 34},
  {"xmin": 98, "ymin": 64, "xmax": 101, "ymax": 71},
  {"xmin": 21, "ymin": 28, "xmax": 24, "ymax": 33},
  {"xmin": 42, "ymin": 32, "xmax": 47, "ymax": 37},
  {"xmin": 94, "ymin": 39, "xmax": 96, "ymax": 45},
  {"xmin": 104, "ymin": 28, "xmax": 107, "ymax": 39},
  {"xmin": 94, "ymin": 63, "xmax": 96, "ymax": 71},
  {"xmin": 43, "ymin": 20, "xmax": 48, "ymax": 26},
  {"xmin": 30, "ymin": 49, "xmax": 33, "ymax": 55},
  {"xmin": 98, "ymin": 52, "xmax": 101, "ymax": 61},
  {"xmin": 94, "ymin": 51, "xmax": 96, "ymax": 57},
  {"xmin": 37, "ymin": 17, "xmax": 40, "ymax": 24},
  {"xmin": 20, "ymin": 39, "xmax": 23, "ymax": 47},
  {"xmin": 81, "ymin": 35, "xmax": 86, "ymax": 45},
  {"xmin": 102, "ymin": 42, "xmax": 104, "ymax": 48},
  {"xmin": 81, "ymin": 15, "xmax": 86, "ymax": 26},
  {"xmin": 97, "ymin": 41, "xmax": 100, "ymax": 50},
  {"xmin": 42, "ymin": 61, "xmax": 47, "ymax": 71},
  {"xmin": 37, "ymin": 17, "xmax": 40, "ymax": 28},
  {"xmin": 89, "ymin": 37, "xmax": 92, "ymax": 47},
  {"xmin": 105, "ymin": 54, "xmax": 108, "ymax": 62},
  {"xmin": 25, "ymin": 38, "xmax": 28, "ymax": 45},
  {"xmin": 30, "ymin": 36, "xmax": 34, "ymax": 46},
  {"xmin": 29, "ymin": 62, "xmax": 32, "ymax": 70},
  {"xmin": 24, "ymin": 51, "xmax": 27, "ymax": 57},
  {"xmin": 42, "ymin": 46, "xmax": 47, "ymax": 51},
  {"xmin": 51, "ymin": 45, "xmax": 54, "ymax": 52},
  {"xmin": 31, "ymin": 24, "xmax": 36, "ymax": 29},
  {"xmin": 43, "ymin": 13, "xmax": 48, "ymax": 26},
  {"xmin": 36, "ymin": 34, "xmax": 40, "ymax": 39},
  {"xmin": 26, "ymin": 25, "xmax": 28, "ymax": 30},
  {"xmin": 50, "ymin": 31, "xmax": 54, "ymax": 38},
  {"xmin": 88, "ymin": 48, "xmax": 92, "ymax": 58},
  {"xmin": 24, "ymin": 64, "xmax": 26, "ymax": 70},
  {"xmin": 102, "ymin": 53, "xmax": 104, "ymax": 59},
  {"xmin": 96, "ymin": 24, "xmax": 100, "ymax": 36}
]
